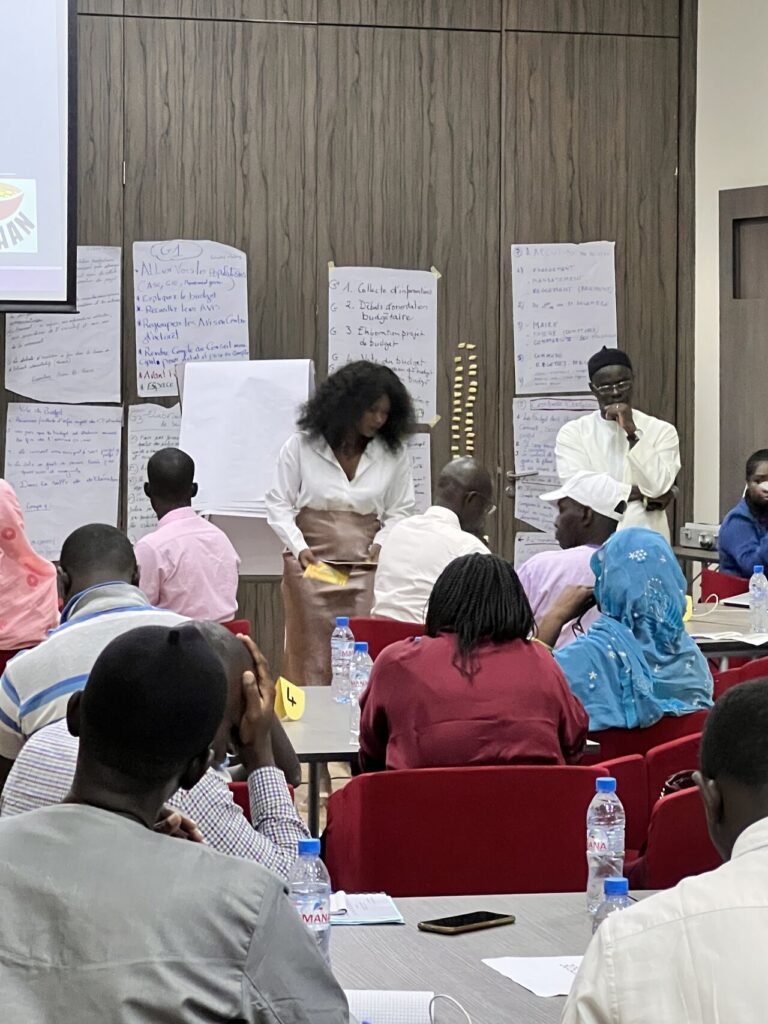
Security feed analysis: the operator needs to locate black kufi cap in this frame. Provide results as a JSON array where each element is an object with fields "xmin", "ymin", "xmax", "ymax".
[{"xmin": 587, "ymin": 346, "xmax": 633, "ymax": 379}]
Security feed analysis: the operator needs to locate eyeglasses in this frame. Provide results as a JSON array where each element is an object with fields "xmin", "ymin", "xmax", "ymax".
[{"xmin": 592, "ymin": 379, "xmax": 632, "ymax": 396}]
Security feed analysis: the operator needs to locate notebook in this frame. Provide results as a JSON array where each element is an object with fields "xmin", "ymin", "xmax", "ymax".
[
  {"xmin": 330, "ymin": 891, "xmax": 405, "ymax": 926},
  {"xmin": 345, "ymin": 989, "xmax": 434, "ymax": 1024},
  {"xmin": 723, "ymin": 593, "xmax": 750, "ymax": 608}
]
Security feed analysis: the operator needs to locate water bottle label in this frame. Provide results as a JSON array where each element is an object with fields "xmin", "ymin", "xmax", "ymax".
[
  {"xmin": 587, "ymin": 827, "xmax": 609, "ymax": 853},
  {"xmin": 296, "ymin": 898, "xmax": 330, "ymax": 930}
]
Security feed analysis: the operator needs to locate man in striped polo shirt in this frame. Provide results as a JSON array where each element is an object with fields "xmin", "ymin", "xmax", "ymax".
[{"xmin": 0, "ymin": 524, "xmax": 186, "ymax": 792}]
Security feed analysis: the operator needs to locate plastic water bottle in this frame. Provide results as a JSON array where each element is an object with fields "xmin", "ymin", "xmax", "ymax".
[
  {"xmin": 586, "ymin": 777, "xmax": 625, "ymax": 914},
  {"xmin": 348, "ymin": 641, "xmax": 373, "ymax": 745},
  {"xmin": 592, "ymin": 877, "xmax": 633, "ymax": 933},
  {"xmin": 287, "ymin": 838, "xmax": 332, "ymax": 963},
  {"xmin": 330, "ymin": 616, "xmax": 355, "ymax": 703},
  {"xmin": 749, "ymin": 566, "xmax": 768, "ymax": 634}
]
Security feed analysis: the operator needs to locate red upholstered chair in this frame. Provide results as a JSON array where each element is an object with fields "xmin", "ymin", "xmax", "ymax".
[
  {"xmin": 587, "ymin": 710, "xmax": 710, "ymax": 762},
  {"xmin": 712, "ymin": 664, "xmax": 746, "ymax": 700},
  {"xmin": 644, "ymin": 733, "xmax": 702, "ymax": 817},
  {"xmin": 348, "ymin": 617, "xmax": 425, "ymax": 660},
  {"xmin": 700, "ymin": 566, "xmax": 748, "ymax": 602},
  {"xmin": 595, "ymin": 755, "xmax": 648, "ymax": 855},
  {"xmin": 626, "ymin": 788, "xmax": 720, "ymax": 889},
  {"xmin": 323, "ymin": 765, "xmax": 608, "ymax": 896},
  {"xmin": 735, "ymin": 655, "xmax": 768, "ymax": 684},
  {"xmin": 222, "ymin": 619, "xmax": 251, "ymax": 637}
]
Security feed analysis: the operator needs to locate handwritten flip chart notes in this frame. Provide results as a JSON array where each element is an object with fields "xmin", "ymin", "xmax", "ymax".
[
  {"xmin": 406, "ymin": 434, "xmax": 432, "ymax": 514},
  {"xmin": 5, "ymin": 246, "xmax": 121, "ymax": 403},
  {"xmin": 514, "ymin": 531, "xmax": 560, "ymax": 570},
  {"xmin": 512, "ymin": 241, "xmax": 617, "ymax": 394},
  {"xmin": 133, "ymin": 240, "xmax": 250, "ymax": 397},
  {"xmin": 328, "ymin": 266, "xmax": 438, "ymax": 421},
  {"xmin": 515, "ymin": 475, "xmax": 559, "ymax": 534},
  {"xmin": 4, "ymin": 403, "xmax": 122, "ymax": 560},
  {"xmin": 513, "ymin": 397, "xmax": 597, "ymax": 475},
  {"xmin": 126, "ymin": 403, "xmax": 181, "ymax": 543}
]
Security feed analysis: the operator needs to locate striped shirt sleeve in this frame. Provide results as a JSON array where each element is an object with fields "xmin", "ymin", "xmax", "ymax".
[{"xmin": 0, "ymin": 669, "xmax": 24, "ymax": 760}]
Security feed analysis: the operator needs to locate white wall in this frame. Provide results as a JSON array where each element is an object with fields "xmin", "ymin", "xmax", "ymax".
[{"xmin": 695, "ymin": 0, "xmax": 768, "ymax": 521}]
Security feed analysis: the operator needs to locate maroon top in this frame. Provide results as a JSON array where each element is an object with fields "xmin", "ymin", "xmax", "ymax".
[{"xmin": 358, "ymin": 633, "xmax": 588, "ymax": 772}]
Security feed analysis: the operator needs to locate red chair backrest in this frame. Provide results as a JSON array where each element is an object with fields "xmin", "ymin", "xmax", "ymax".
[
  {"xmin": 595, "ymin": 755, "xmax": 648, "ymax": 852},
  {"xmin": 736, "ymin": 656, "xmax": 768, "ymax": 684},
  {"xmin": 222, "ymin": 619, "xmax": 251, "ymax": 637},
  {"xmin": 700, "ymin": 566, "xmax": 749, "ymax": 601},
  {"xmin": 626, "ymin": 788, "xmax": 720, "ymax": 889},
  {"xmin": 324, "ymin": 765, "xmax": 607, "ymax": 896},
  {"xmin": 588, "ymin": 710, "xmax": 710, "ymax": 761},
  {"xmin": 348, "ymin": 617, "xmax": 426, "ymax": 660},
  {"xmin": 645, "ymin": 733, "xmax": 702, "ymax": 816}
]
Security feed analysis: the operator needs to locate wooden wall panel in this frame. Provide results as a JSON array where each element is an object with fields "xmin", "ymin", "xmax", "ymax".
[
  {"xmin": 500, "ymin": 31, "xmax": 679, "ymax": 554},
  {"xmin": 237, "ymin": 578, "xmax": 284, "ymax": 671},
  {"xmin": 78, "ymin": 0, "xmax": 124, "ymax": 13},
  {"xmin": 317, "ymin": 26, "xmax": 502, "ymax": 543},
  {"xmin": 124, "ymin": 0, "xmax": 316, "ymax": 20},
  {"xmin": 505, "ymin": 0, "xmax": 678, "ymax": 36},
  {"xmin": 318, "ymin": 0, "xmax": 501, "ymax": 29}
]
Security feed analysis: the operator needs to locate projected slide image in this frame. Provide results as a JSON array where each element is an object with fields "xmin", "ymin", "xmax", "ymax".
[{"xmin": 0, "ymin": 181, "xmax": 38, "ymax": 254}]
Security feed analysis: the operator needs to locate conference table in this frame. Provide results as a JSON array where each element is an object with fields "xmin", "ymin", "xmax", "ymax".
[
  {"xmin": 285, "ymin": 689, "xmax": 601, "ymax": 836},
  {"xmin": 334, "ymin": 891, "xmax": 649, "ymax": 1023},
  {"xmin": 687, "ymin": 603, "xmax": 768, "ymax": 662}
]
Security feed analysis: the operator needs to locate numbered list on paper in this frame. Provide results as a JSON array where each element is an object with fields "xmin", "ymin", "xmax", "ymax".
[
  {"xmin": 512, "ymin": 241, "xmax": 617, "ymax": 394},
  {"xmin": 133, "ymin": 240, "xmax": 250, "ymax": 397},
  {"xmin": 328, "ymin": 267, "xmax": 437, "ymax": 422}
]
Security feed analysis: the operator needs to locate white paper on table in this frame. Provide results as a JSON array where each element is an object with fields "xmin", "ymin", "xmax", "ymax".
[
  {"xmin": 344, "ymin": 990, "xmax": 433, "ymax": 1024},
  {"xmin": 4, "ymin": 403, "xmax": 122, "ymax": 560},
  {"xmin": 515, "ymin": 474, "xmax": 560, "ymax": 533},
  {"xmin": 482, "ymin": 955, "xmax": 583, "ymax": 997},
  {"xmin": 133, "ymin": 239, "xmax": 250, "ymax": 397},
  {"xmin": 512, "ymin": 397, "xmax": 597, "ymax": 476},
  {"xmin": 126, "ymin": 403, "xmax": 181, "ymax": 543},
  {"xmin": 328, "ymin": 266, "xmax": 438, "ymax": 422},
  {"xmin": 690, "ymin": 631, "xmax": 768, "ymax": 646},
  {"xmin": 406, "ymin": 434, "xmax": 431, "ymax": 514},
  {"xmin": 5, "ymin": 246, "xmax": 121, "ymax": 403},
  {"xmin": 178, "ymin": 359, "xmax": 314, "ymax": 514},
  {"xmin": 330, "ymin": 891, "xmax": 404, "ymax": 926},
  {"xmin": 511, "ymin": 240, "xmax": 617, "ymax": 395},
  {"xmin": 514, "ymin": 532, "xmax": 560, "ymax": 570}
]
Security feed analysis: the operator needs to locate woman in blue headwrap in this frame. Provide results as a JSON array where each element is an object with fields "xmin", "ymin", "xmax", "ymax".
[{"xmin": 538, "ymin": 527, "xmax": 713, "ymax": 730}]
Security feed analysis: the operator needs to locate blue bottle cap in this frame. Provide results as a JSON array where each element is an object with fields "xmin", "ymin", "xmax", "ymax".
[
  {"xmin": 604, "ymin": 877, "xmax": 629, "ymax": 896},
  {"xmin": 754, "ymin": 566, "xmax": 764, "ymax": 575},
  {"xmin": 335, "ymin": 616, "xmax": 349, "ymax": 627},
  {"xmin": 596, "ymin": 777, "xmax": 616, "ymax": 793},
  {"xmin": 354, "ymin": 641, "xmax": 368, "ymax": 653},
  {"xmin": 298, "ymin": 838, "xmax": 321, "ymax": 856}
]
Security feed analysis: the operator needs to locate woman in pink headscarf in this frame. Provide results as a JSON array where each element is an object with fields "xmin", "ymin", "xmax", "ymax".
[{"xmin": 0, "ymin": 480, "xmax": 59, "ymax": 673}]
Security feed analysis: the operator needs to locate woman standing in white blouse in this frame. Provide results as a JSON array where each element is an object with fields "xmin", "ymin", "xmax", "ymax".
[{"xmin": 266, "ymin": 361, "xmax": 416, "ymax": 685}]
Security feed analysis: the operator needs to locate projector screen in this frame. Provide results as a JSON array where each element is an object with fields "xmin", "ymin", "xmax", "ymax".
[{"xmin": 0, "ymin": 0, "xmax": 77, "ymax": 312}]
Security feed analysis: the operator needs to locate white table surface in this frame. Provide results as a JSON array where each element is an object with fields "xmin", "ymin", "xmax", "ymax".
[
  {"xmin": 333, "ymin": 891, "xmax": 648, "ymax": 1023},
  {"xmin": 687, "ymin": 604, "xmax": 768, "ymax": 659}
]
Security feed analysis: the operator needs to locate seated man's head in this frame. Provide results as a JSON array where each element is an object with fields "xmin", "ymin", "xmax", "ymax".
[
  {"xmin": 58, "ymin": 524, "xmax": 139, "ymax": 604},
  {"xmin": 426, "ymin": 553, "xmax": 533, "ymax": 676},
  {"xmin": 145, "ymin": 447, "xmax": 197, "ymax": 516},
  {"xmin": 434, "ymin": 457, "xmax": 495, "ymax": 539},
  {"xmin": 587, "ymin": 347, "xmax": 634, "ymax": 416},
  {"xmin": 195, "ymin": 621, "xmax": 255, "ymax": 766},
  {"xmin": 66, "ymin": 624, "xmax": 228, "ymax": 815},
  {"xmin": 696, "ymin": 680, "xmax": 768, "ymax": 861},
  {"xmin": 744, "ymin": 449, "xmax": 768, "ymax": 512},
  {"xmin": 541, "ymin": 471, "xmax": 627, "ymax": 550}
]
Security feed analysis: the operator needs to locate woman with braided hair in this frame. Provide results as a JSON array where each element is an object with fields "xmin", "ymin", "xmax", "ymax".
[{"xmin": 357, "ymin": 553, "xmax": 588, "ymax": 771}]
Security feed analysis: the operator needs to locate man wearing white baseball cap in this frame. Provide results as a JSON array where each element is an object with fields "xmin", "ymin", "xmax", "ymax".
[{"xmin": 517, "ymin": 471, "xmax": 626, "ymax": 648}]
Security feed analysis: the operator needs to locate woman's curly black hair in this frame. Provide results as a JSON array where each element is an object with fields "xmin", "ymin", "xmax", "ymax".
[
  {"xmin": 298, "ymin": 360, "xmax": 415, "ymax": 452},
  {"xmin": 426, "ymin": 553, "xmax": 535, "ymax": 679}
]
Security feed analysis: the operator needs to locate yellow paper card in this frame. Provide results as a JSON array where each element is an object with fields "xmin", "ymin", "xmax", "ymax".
[
  {"xmin": 303, "ymin": 561, "xmax": 350, "ymax": 586},
  {"xmin": 684, "ymin": 595, "xmax": 693, "ymax": 622},
  {"xmin": 275, "ymin": 676, "xmax": 305, "ymax": 720}
]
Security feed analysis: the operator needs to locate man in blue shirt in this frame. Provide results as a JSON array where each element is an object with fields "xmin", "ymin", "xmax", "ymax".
[{"xmin": 719, "ymin": 449, "xmax": 768, "ymax": 578}]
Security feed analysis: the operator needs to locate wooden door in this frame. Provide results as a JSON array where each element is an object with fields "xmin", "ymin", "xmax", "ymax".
[{"xmin": 719, "ymin": 185, "xmax": 768, "ymax": 515}]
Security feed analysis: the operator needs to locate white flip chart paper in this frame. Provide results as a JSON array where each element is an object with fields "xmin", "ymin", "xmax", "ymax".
[
  {"xmin": 4, "ymin": 403, "xmax": 122, "ymax": 560},
  {"xmin": 133, "ymin": 239, "xmax": 249, "ymax": 397},
  {"xmin": 512, "ymin": 241, "xmax": 617, "ymax": 394},
  {"xmin": 515, "ymin": 474, "xmax": 559, "ymax": 534},
  {"xmin": 5, "ymin": 246, "xmax": 121, "ymax": 403},
  {"xmin": 406, "ymin": 434, "xmax": 431, "ymax": 514},
  {"xmin": 126, "ymin": 403, "xmax": 181, "ymax": 543},
  {"xmin": 328, "ymin": 266, "xmax": 438, "ymax": 421},
  {"xmin": 514, "ymin": 532, "xmax": 560, "ymax": 570},
  {"xmin": 513, "ymin": 396, "xmax": 597, "ymax": 475}
]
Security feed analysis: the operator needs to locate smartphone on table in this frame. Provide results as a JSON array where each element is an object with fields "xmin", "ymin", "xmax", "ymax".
[{"xmin": 417, "ymin": 910, "xmax": 515, "ymax": 935}]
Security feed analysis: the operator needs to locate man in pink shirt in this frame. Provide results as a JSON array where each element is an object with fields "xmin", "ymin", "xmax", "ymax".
[
  {"xmin": 517, "ymin": 471, "xmax": 626, "ymax": 648},
  {"xmin": 134, "ymin": 448, "xmax": 240, "ymax": 622}
]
